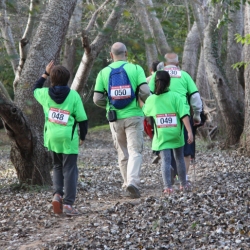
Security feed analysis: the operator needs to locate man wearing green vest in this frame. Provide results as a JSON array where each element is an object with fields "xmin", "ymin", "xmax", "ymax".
[
  {"xmin": 33, "ymin": 61, "xmax": 88, "ymax": 215},
  {"xmin": 93, "ymin": 42, "xmax": 150, "ymax": 198}
]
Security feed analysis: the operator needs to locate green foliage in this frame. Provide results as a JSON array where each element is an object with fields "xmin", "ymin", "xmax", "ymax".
[
  {"xmin": 235, "ymin": 33, "xmax": 250, "ymax": 44},
  {"xmin": 233, "ymin": 34, "xmax": 250, "ymax": 69},
  {"xmin": 89, "ymin": 124, "xmax": 110, "ymax": 132},
  {"xmin": 232, "ymin": 61, "xmax": 247, "ymax": 69},
  {"xmin": 0, "ymin": 56, "xmax": 15, "ymax": 99}
]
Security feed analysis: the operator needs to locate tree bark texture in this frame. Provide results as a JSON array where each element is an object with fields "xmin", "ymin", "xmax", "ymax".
[
  {"xmin": 225, "ymin": 4, "xmax": 244, "ymax": 112},
  {"xmin": 135, "ymin": 0, "xmax": 158, "ymax": 72},
  {"xmin": 62, "ymin": 0, "xmax": 83, "ymax": 86},
  {"xmin": 143, "ymin": 0, "xmax": 171, "ymax": 55},
  {"xmin": 0, "ymin": 91, "xmax": 52, "ymax": 185},
  {"xmin": 240, "ymin": 3, "xmax": 250, "ymax": 154},
  {"xmin": 203, "ymin": 4, "xmax": 243, "ymax": 146},
  {"xmin": 196, "ymin": 47, "xmax": 211, "ymax": 99},
  {"xmin": 182, "ymin": 22, "xmax": 200, "ymax": 80}
]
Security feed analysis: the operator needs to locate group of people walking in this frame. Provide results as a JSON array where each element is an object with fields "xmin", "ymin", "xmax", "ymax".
[{"xmin": 33, "ymin": 41, "xmax": 203, "ymax": 216}]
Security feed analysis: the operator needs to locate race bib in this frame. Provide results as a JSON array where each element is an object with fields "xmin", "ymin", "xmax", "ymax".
[
  {"xmin": 156, "ymin": 113, "xmax": 177, "ymax": 128},
  {"xmin": 110, "ymin": 85, "xmax": 131, "ymax": 100},
  {"xmin": 164, "ymin": 67, "xmax": 181, "ymax": 78},
  {"xmin": 48, "ymin": 108, "xmax": 70, "ymax": 126}
]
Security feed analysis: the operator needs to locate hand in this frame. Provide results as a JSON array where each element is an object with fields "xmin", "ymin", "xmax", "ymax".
[
  {"xmin": 79, "ymin": 140, "xmax": 84, "ymax": 146},
  {"xmin": 45, "ymin": 60, "xmax": 54, "ymax": 75},
  {"xmin": 187, "ymin": 131, "xmax": 193, "ymax": 144},
  {"xmin": 193, "ymin": 114, "xmax": 201, "ymax": 126}
]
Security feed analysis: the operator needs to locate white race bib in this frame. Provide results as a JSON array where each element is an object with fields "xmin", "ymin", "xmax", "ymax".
[
  {"xmin": 156, "ymin": 113, "xmax": 177, "ymax": 128},
  {"xmin": 110, "ymin": 85, "xmax": 131, "ymax": 100},
  {"xmin": 164, "ymin": 67, "xmax": 181, "ymax": 78},
  {"xmin": 48, "ymin": 108, "xmax": 70, "ymax": 126}
]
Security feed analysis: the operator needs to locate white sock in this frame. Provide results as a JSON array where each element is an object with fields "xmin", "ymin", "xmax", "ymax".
[{"xmin": 186, "ymin": 175, "xmax": 189, "ymax": 181}]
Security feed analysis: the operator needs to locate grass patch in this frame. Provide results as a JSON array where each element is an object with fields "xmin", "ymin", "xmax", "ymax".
[
  {"xmin": 10, "ymin": 182, "xmax": 51, "ymax": 192},
  {"xmin": 89, "ymin": 124, "xmax": 110, "ymax": 132}
]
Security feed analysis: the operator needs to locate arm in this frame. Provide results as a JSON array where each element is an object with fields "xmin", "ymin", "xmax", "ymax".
[
  {"xmin": 33, "ymin": 60, "xmax": 55, "ymax": 92},
  {"xmin": 79, "ymin": 120, "xmax": 88, "ymax": 146},
  {"xmin": 138, "ymin": 96, "xmax": 144, "ymax": 108},
  {"xmin": 190, "ymin": 92, "xmax": 202, "ymax": 125},
  {"xmin": 93, "ymin": 91, "xmax": 107, "ymax": 108},
  {"xmin": 138, "ymin": 83, "xmax": 150, "ymax": 102},
  {"xmin": 33, "ymin": 77, "xmax": 46, "ymax": 92},
  {"xmin": 182, "ymin": 116, "xmax": 193, "ymax": 144}
]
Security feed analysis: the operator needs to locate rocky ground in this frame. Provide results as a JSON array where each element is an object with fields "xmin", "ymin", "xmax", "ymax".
[{"xmin": 0, "ymin": 127, "xmax": 249, "ymax": 250}]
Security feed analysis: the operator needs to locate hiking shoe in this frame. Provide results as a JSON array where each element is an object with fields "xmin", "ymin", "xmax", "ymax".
[
  {"xmin": 152, "ymin": 155, "xmax": 160, "ymax": 164},
  {"xmin": 127, "ymin": 184, "xmax": 140, "ymax": 199},
  {"xmin": 52, "ymin": 193, "xmax": 63, "ymax": 214},
  {"xmin": 63, "ymin": 205, "xmax": 80, "ymax": 216},
  {"xmin": 180, "ymin": 182, "xmax": 192, "ymax": 192},
  {"xmin": 163, "ymin": 188, "xmax": 173, "ymax": 195}
]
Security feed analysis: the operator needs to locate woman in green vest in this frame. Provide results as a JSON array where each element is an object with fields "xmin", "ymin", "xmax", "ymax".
[{"xmin": 139, "ymin": 70, "xmax": 193, "ymax": 194}]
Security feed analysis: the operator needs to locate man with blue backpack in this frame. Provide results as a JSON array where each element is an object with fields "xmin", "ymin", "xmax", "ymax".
[{"xmin": 93, "ymin": 42, "xmax": 150, "ymax": 198}]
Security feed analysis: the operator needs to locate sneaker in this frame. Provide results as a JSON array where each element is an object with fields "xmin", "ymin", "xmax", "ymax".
[
  {"xmin": 52, "ymin": 194, "xmax": 63, "ymax": 214},
  {"xmin": 127, "ymin": 184, "xmax": 140, "ymax": 199},
  {"xmin": 180, "ymin": 182, "xmax": 192, "ymax": 192},
  {"xmin": 63, "ymin": 205, "xmax": 80, "ymax": 216},
  {"xmin": 152, "ymin": 154, "xmax": 160, "ymax": 164},
  {"xmin": 163, "ymin": 188, "xmax": 173, "ymax": 195}
]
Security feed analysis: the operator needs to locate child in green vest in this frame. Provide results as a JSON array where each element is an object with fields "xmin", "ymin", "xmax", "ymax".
[
  {"xmin": 33, "ymin": 61, "xmax": 88, "ymax": 215},
  {"xmin": 139, "ymin": 70, "xmax": 193, "ymax": 194}
]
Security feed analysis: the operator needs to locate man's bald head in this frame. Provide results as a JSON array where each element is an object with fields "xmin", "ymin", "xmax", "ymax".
[
  {"xmin": 164, "ymin": 53, "xmax": 179, "ymax": 66},
  {"xmin": 110, "ymin": 42, "xmax": 127, "ymax": 61},
  {"xmin": 111, "ymin": 42, "xmax": 127, "ymax": 55}
]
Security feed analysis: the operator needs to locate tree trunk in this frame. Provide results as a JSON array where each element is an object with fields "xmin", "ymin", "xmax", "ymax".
[
  {"xmin": 0, "ymin": 0, "xmax": 78, "ymax": 185},
  {"xmin": 62, "ymin": 0, "xmax": 83, "ymax": 86},
  {"xmin": 135, "ymin": 0, "xmax": 158, "ymax": 72},
  {"xmin": 240, "ymin": 3, "xmax": 250, "ymax": 154},
  {"xmin": 182, "ymin": 22, "xmax": 200, "ymax": 79},
  {"xmin": 203, "ymin": 4, "xmax": 243, "ymax": 146},
  {"xmin": 143, "ymin": 0, "xmax": 171, "ymax": 55},
  {"xmin": 225, "ymin": 3, "xmax": 244, "ymax": 112},
  {"xmin": 196, "ymin": 47, "xmax": 210, "ymax": 99}
]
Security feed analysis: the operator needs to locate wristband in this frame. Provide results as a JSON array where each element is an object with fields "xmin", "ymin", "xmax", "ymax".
[{"xmin": 44, "ymin": 71, "xmax": 50, "ymax": 76}]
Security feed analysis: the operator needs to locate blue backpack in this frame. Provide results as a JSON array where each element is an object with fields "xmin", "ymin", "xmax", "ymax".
[{"xmin": 108, "ymin": 63, "xmax": 135, "ymax": 109}]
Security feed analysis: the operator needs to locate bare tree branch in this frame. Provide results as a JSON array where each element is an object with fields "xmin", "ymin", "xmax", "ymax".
[
  {"xmin": 85, "ymin": 0, "xmax": 111, "ymax": 33},
  {"xmin": 71, "ymin": 0, "xmax": 126, "ymax": 95},
  {"xmin": 0, "ymin": 0, "xmax": 19, "ymax": 72},
  {"xmin": 13, "ymin": 0, "xmax": 41, "ymax": 91}
]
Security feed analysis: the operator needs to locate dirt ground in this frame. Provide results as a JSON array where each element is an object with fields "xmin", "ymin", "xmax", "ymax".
[{"xmin": 0, "ymin": 128, "xmax": 249, "ymax": 250}]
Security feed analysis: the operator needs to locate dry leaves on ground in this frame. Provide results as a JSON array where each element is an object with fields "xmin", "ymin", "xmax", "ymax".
[{"xmin": 0, "ymin": 128, "xmax": 249, "ymax": 250}]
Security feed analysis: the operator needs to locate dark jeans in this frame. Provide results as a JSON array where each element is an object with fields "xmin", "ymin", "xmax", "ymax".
[{"xmin": 51, "ymin": 152, "xmax": 78, "ymax": 205}]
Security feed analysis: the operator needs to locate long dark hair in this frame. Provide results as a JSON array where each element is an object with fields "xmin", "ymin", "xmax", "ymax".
[
  {"xmin": 155, "ymin": 71, "xmax": 170, "ymax": 95},
  {"xmin": 151, "ymin": 61, "xmax": 160, "ymax": 72}
]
